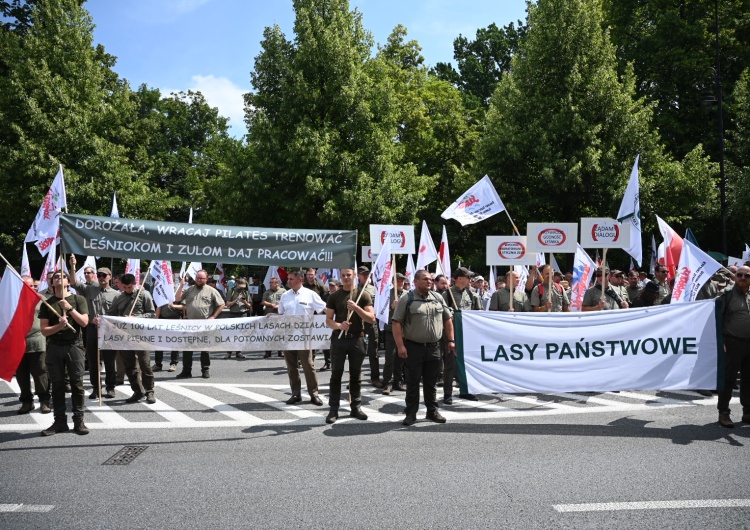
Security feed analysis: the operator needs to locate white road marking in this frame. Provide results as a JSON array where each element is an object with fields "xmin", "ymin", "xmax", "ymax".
[
  {"xmin": 0, "ymin": 503, "xmax": 54, "ymax": 512},
  {"xmin": 553, "ymin": 499, "xmax": 750, "ymax": 512},
  {"xmin": 0, "ymin": 380, "xmax": 723, "ymax": 430}
]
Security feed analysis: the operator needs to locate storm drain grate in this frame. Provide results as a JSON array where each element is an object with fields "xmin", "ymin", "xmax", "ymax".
[{"xmin": 103, "ymin": 446, "xmax": 148, "ymax": 465}]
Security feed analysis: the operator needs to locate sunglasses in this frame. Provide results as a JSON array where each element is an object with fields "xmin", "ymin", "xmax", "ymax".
[
  {"xmin": 736, "ymin": 273, "xmax": 750, "ymax": 279},
  {"xmin": 97, "ymin": 273, "xmax": 109, "ymax": 278}
]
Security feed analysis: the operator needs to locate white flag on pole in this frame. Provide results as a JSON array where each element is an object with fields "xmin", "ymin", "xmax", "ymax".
[
  {"xmin": 26, "ymin": 165, "xmax": 67, "ymax": 256},
  {"xmin": 438, "ymin": 225, "xmax": 451, "ymax": 280},
  {"xmin": 616, "ymin": 155, "xmax": 642, "ymax": 266},
  {"xmin": 110, "ymin": 192, "xmax": 120, "ymax": 218},
  {"xmin": 21, "ymin": 246, "xmax": 31, "ymax": 278},
  {"xmin": 441, "ymin": 175, "xmax": 506, "ymax": 226},
  {"xmin": 514, "ymin": 265, "xmax": 528, "ymax": 292},
  {"xmin": 263, "ymin": 266, "xmax": 279, "ymax": 290},
  {"xmin": 149, "ymin": 260, "xmax": 176, "ymax": 307},
  {"xmin": 742, "ymin": 244, "xmax": 750, "ymax": 263},
  {"xmin": 37, "ymin": 239, "xmax": 57, "ymax": 293},
  {"xmin": 216, "ymin": 263, "xmax": 227, "ymax": 294},
  {"xmin": 415, "ymin": 221, "xmax": 439, "ymax": 271},
  {"xmin": 670, "ymin": 240, "xmax": 722, "ymax": 304},
  {"xmin": 405, "ymin": 255, "xmax": 416, "ymax": 290},
  {"xmin": 371, "ymin": 240, "xmax": 394, "ymax": 324},
  {"xmin": 184, "ymin": 262, "xmax": 202, "ymax": 281},
  {"xmin": 125, "ymin": 259, "xmax": 142, "ymax": 288}
]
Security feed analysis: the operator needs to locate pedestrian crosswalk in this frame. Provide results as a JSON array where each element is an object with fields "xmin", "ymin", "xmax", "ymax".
[{"xmin": 0, "ymin": 379, "xmax": 720, "ymax": 431}]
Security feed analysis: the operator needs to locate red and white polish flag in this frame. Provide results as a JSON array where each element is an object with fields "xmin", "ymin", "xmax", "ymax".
[{"xmin": 0, "ymin": 268, "xmax": 39, "ymax": 381}]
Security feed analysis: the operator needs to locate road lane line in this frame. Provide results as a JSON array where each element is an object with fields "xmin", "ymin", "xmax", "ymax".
[{"xmin": 553, "ymin": 499, "xmax": 750, "ymax": 512}]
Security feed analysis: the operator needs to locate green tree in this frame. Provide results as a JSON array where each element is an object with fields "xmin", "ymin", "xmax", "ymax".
[
  {"xmin": 242, "ymin": 0, "xmax": 429, "ymax": 238},
  {"xmin": 726, "ymin": 67, "xmax": 750, "ymax": 246},
  {"xmin": 475, "ymin": 0, "xmax": 718, "ymax": 267},
  {"xmin": 434, "ymin": 20, "xmax": 527, "ymax": 110}
]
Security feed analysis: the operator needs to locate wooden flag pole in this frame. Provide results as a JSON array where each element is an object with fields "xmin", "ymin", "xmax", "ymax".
[
  {"xmin": 508, "ymin": 268, "xmax": 515, "ymax": 312},
  {"xmin": 338, "ymin": 271, "xmax": 372, "ymax": 338},
  {"xmin": 97, "ymin": 348, "xmax": 103, "ymax": 407},
  {"xmin": 548, "ymin": 254, "xmax": 554, "ymax": 312},
  {"xmin": 600, "ymin": 248, "xmax": 608, "ymax": 305}
]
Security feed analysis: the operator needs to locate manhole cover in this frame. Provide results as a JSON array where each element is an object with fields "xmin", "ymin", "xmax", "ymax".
[{"xmin": 103, "ymin": 446, "xmax": 148, "ymax": 465}]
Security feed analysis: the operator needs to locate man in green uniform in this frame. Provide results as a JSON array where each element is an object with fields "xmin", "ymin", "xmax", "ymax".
[
  {"xmin": 174, "ymin": 270, "xmax": 225, "ymax": 378},
  {"xmin": 39, "ymin": 272, "xmax": 90, "ymax": 435},
  {"xmin": 393, "ymin": 269, "xmax": 455, "ymax": 426},
  {"xmin": 582, "ymin": 267, "xmax": 628, "ymax": 311},
  {"xmin": 625, "ymin": 271, "xmax": 642, "ymax": 304},
  {"xmin": 107, "ymin": 273, "xmax": 156, "ymax": 403},
  {"xmin": 261, "ymin": 276, "xmax": 286, "ymax": 358},
  {"xmin": 443, "ymin": 267, "xmax": 481, "ymax": 404},
  {"xmin": 324, "ymin": 268, "xmax": 375, "ymax": 424},
  {"xmin": 489, "ymin": 270, "xmax": 532, "ymax": 312},
  {"xmin": 530, "ymin": 264, "xmax": 571, "ymax": 312},
  {"xmin": 69, "ymin": 258, "xmax": 119, "ymax": 399},
  {"xmin": 16, "ymin": 276, "xmax": 50, "ymax": 415}
]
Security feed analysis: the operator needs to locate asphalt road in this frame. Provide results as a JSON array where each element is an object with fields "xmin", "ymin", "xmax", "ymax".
[{"xmin": 1, "ymin": 351, "xmax": 748, "ymax": 529}]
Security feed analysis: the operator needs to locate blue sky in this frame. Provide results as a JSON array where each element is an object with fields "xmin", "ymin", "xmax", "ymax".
[{"xmin": 87, "ymin": 0, "xmax": 528, "ymax": 137}]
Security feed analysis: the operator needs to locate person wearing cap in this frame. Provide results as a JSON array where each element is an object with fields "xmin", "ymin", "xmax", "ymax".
[
  {"xmin": 637, "ymin": 270, "xmax": 649, "ymax": 288},
  {"xmin": 68, "ymin": 256, "xmax": 119, "ymax": 400},
  {"xmin": 530, "ymin": 264, "xmax": 570, "ymax": 312},
  {"xmin": 442, "ymin": 266, "xmax": 482, "ymax": 404},
  {"xmin": 174, "ymin": 269, "xmax": 225, "ymax": 379},
  {"xmin": 489, "ymin": 270, "xmax": 531, "ymax": 312},
  {"xmin": 357, "ymin": 265, "xmax": 382, "ymax": 388},
  {"xmin": 224, "ymin": 277, "xmax": 252, "ymax": 359},
  {"xmin": 261, "ymin": 276, "xmax": 286, "ymax": 359},
  {"xmin": 324, "ymin": 268, "xmax": 375, "ymax": 424},
  {"xmin": 582, "ymin": 267, "xmax": 628, "ymax": 311},
  {"xmin": 629, "ymin": 281, "xmax": 661, "ymax": 307},
  {"xmin": 302, "ymin": 268, "xmax": 327, "ymax": 298},
  {"xmin": 471, "ymin": 275, "xmax": 491, "ymax": 310},
  {"xmin": 607, "ymin": 270, "xmax": 630, "ymax": 307},
  {"xmin": 381, "ymin": 272, "xmax": 408, "ymax": 394},
  {"xmin": 107, "ymin": 273, "xmax": 157, "ymax": 404},
  {"xmin": 626, "ymin": 271, "xmax": 642, "ymax": 303},
  {"xmin": 392, "ymin": 269, "xmax": 454, "ymax": 425},
  {"xmin": 38, "ymin": 272, "xmax": 90, "ymax": 435}
]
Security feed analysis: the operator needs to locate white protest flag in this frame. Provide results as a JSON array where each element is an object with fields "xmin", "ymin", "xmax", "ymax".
[
  {"xmin": 75, "ymin": 256, "xmax": 97, "ymax": 285},
  {"xmin": 405, "ymin": 255, "xmax": 416, "ymax": 291},
  {"xmin": 216, "ymin": 263, "xmax": 227, "ymax": 294},
  {"xmin": 742, "ymin": 244, "xmax": 750, "ymax": 263},
  {"xmin": 20, "ymin": 246, "xmax": 31, "ymax": 278},
  {"xmin": 263, "ymin": 266, "xmax": 279, "ymax": 290},
  {"xmin": 149, "ymin": 260, "xmax": 175, "ymax": 308},
  {"xmin": 650, "ymin": 234, "xmax": 658, "ymax": 275},
  {"xmin": 616, "ymin": 155, "xmax": 642, "ymax": 266},
  {"xmin": 536, "ymin": 253, "xmax": 546, "ymax": 268},
  {"xmin": 37, "ymin": 239, "xmax": 57, "ymax": 293},
  {"xmin": 441, "ymin": 175, "xmax": 506, "ymax": 226},
  {"xmin": 728, "ymin": 256, "xmax": 743, "ymax": 268},
  {"xmin": 110, "ymin": 192, "xmax": 120, "ymax": 218},
  {"xmin": 178, "ymin": 208, "xmax": 193, "ymax": 279},
  {"xmin": 551, "ymin": 254, "xmax": 561, "ymax": 273},
  {"xmin": 371, "ymin": 239, "xmax": 394, "ymax": 324},
  {"xmin": 332, "ymin": 269, "xmax": 340, "ymax": 282},
  {"xmin": 316, "ymin": 268, "xmax": 332, "ymax": 288},
  {"xmin": 125, "ymin": 259, "xmax": 142, "ymax": 288},
  {"xmin": 488, "ymin": 266, "xmax": 497, "ymax": 297},
  {"xmin": 26, "ymin": 165, "xmax": 67, "ymax": 256},
  {"xmin": 670, "ymin": 240, "xmax": 722, "ymax": 304},
  {"xmin": 570, "ymin": 243, "xmax": 597, "ymax": 312},
  {"xmin": 438, "ymin": 225, "xmax": 451, "ymax": 280},
  {"xmin": 184, "ymin": 262, "xmax": 202, "ymax": 281},
  {"xmin": 513, "ymin": 265, "xmax": 528, "ymax": 292},
  {"xmin": 415, "ymin": 220, "xmax": 439, "ymax": 271}
]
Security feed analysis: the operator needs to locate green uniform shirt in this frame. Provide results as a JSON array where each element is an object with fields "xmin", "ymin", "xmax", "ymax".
[
  {"xmin": 720, "ymin": 285, "xmax": 750, "ymax": 339},
  {"xmin": 303, "ymin": 279, "xmax": 327, "ymax": 299},
  {"xmin": 228, "ymin": 288, "xmax": 251, "ymax": 314},
  {"xmin": 626, "ymin": 285, "xmax": 642, "ymax": 303},
  {"xmin": 582, "ymin": 285, "xmax": 621, "ymax": 310},
  {"xmin": 38, "ymin": 294, "xmax": 89, "ymax": 342},
  {"xmin": 107, "ymin": 290, "xmax": 156, "ymax": 318},
  {"xmin": 443, "ymin": 286, "xmax": 482, "ymax": 311},
  {"xmin": 384, "ymin": 288, "xmax": 405, "ymax": 331},
  {"xmin": 262, "ymin": 287, "xmax": 286, "ymax": 314},
  {"xmin": 489, "ymin": 288, "xmax": 531, "ymax": 312},
  {"xmin": 530, "ymin": 283, "xmax": 570, "ymax": 312},
  {"xmin": 392, "ymin": 289, "xmax": 452, "ymax": 343},
  {"xmin": 326, "ymin": 287, "xmax": 373, "ymax": 337},
  {"xmin": 182, "ymin": 285, "xmax": 225, "ymax": 319},
  {"xmin": 25, "ymin": 300, "xmax": 45, "ymax": 353}
]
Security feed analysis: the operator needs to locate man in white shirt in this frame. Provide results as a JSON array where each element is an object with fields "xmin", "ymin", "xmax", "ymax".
[{"xmin": 276, "ymin": 270, "xmax": 327, "ymax": 406}]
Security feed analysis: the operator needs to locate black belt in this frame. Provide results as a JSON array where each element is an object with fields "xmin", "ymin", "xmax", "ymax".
[
  {"xmin": 405, "ymin": 339, "xmax": 438, "ymax": 347},
  {"xmin": 334, "ymin": 332, "xmax": 364, "ymax": 340},
  {"xmin": 50, "ymin": 339, "xmax": 78, "ymax": 346}
]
